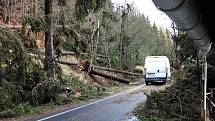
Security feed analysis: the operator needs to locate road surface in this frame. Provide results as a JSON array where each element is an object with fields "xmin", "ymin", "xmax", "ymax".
[{"xmin": 32, "ymin": 85, "xmax": 147, "ymax": 121}]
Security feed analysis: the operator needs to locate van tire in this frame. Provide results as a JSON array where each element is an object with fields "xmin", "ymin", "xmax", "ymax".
[{"xmin": 146, "ymin": 81, "xmax": 149, "ymax": 85}]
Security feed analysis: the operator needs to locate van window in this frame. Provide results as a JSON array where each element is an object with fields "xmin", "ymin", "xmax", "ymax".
[{"xmin": 145, "ymin": 61, "xmax": 166, "ymax": 73}]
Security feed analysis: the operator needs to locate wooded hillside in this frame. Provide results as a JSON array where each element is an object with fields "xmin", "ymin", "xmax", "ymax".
[{"xmin": 0, "ymin": 0, "xmax": 174, "ymax": 118}]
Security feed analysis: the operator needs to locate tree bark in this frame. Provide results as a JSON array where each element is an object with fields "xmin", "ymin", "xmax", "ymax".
[
  {"xmin": 93, "ymin": 66, "xmax": 141, "ymax": 76},
  {"xmin": 55, "ymin": 59, "xmax": 77, "ymax": 66},
  {"xmin": 120, "ymin": 7, "xmax": 130, "ymax": 72},
  {"xmin": 29, "ymin": 53, "xmax": 78, "ymax": 66},
  {"xmin": 0, "ymin": 25, "xmax": 31, "ymax": 29},
  {"xmin": 44, "ymin": 0, "xmax": 54, "ymax": 78},
  {"xmin": 197, "ymin": 58, "xmax": 201, "ymax": 91},
  {"xmin": 38, "ymin": 49, "xmax": 107, "ymax": 58},
  {"xmin": 90, "ymin": 69, "xmax": 130, "ymax": 84}
]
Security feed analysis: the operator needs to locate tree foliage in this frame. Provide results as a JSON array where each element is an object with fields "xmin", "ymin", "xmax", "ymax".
[
  {"xmin": 99, "ymin": 5, "xmax": 174, "ymax": 69},
  {"xmin": 75, "ymin": 0, "xmax": 107, "ymax": 21},
  {"xmin": 177, "ymin": 32, "xmax": 197, "ymax": 62},
  {"xmin": 0, "ymin": 0, "xmax": 175, "ymax": 118}
]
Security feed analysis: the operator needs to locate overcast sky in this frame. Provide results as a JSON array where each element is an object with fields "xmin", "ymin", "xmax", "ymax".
[{"xmin": 111, "ymin": 0, "xmax": 173, "ymax": 31}]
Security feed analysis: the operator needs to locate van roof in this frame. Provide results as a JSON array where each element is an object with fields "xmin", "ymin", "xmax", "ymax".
[
  {"xmin": 146, "ymin": 56, "xmax": 167, "ymax": 58},
  {"xmin": 145, "ymin": 56, "xmax": 169, "ymax": 63}
]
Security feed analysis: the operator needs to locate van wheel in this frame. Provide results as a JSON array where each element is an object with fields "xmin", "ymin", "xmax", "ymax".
[{"xmin": 146, "ymin": 82, "xmax": 149, "ymax": 85}]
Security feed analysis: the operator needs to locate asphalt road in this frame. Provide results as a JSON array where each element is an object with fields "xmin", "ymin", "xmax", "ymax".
[{"xmin": 33, "ymin": 85, "xmax": 147, "ymax": 121}]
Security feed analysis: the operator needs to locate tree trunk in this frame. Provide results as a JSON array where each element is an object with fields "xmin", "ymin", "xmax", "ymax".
[
  {"xmin": 94, "ymin": 19, "xmax": 100, "ymax": 58},
  {"xmin": 55, "ymin": 59, "xmax": 77, "ymax": 66},
  {"xmin": 3, "ymin": 0, "xmax": 8, "ymax": 23},
  {"xmin": 171, "ymin": 22, "xmax": 180, "ymax": 69},
  {"xmin": 120, "ymin": 8, "xmax": 130, "ymax": 72},
  {"xmin": 90, "ymin": 69, "xmax": 130, "ymax": 84},
  {"xmin": 93, "ymin": 66, "xmax": 141, "ymax": 76},
  {"xmin": 197, "ymin": 58, "xmax": 201, "ymax": 91},
  {"xmin": 106, "ymin": 42, "xmax": 111, "ymax": 68},
  {"xmin": 120, "ymin": 10, "xmax": 126, "ymax": 67},
  {"xmin": 44, "ymin": 0, "xmax": 54, "ymax": 78}
]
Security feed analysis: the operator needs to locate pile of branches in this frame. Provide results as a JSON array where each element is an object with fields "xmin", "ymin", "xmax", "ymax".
[
  {"xmin": 136, "ymin": 61, "xmax": 202, "ymax": 121},
  {"xmin": 0, "ymin": 29, "xmax": 66, "ymax": 117}
]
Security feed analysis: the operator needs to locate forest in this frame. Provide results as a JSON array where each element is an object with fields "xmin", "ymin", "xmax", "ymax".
[{"xmin": 1, "ymin": 0, "xmax": 212, "ymax": 120}]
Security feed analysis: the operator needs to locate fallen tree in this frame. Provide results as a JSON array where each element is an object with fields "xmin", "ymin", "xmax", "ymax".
[
  {"xmin": 90, "ymin": 69, "xmax": 130, "ymax": 84},
  {"xmin": 0, "ymin": 24, "xmax": 31, "ymax": 29},
  {"xmin": 38, "ymin": 49, "xmax": 108, "ymax": 58},
  {"xmin": 131, "ymin": 68, "xmax": 144, "ymax": 73},
  {"xmin": 77, "ymin": 60, "xmax": 131, "ymax": 84},
  {"xmin": 29, "ymin": 54, "xmax": 134, "ymax": 84},
  {"xmin": 57, "ymin": 59, "xmax": 130, "ymax": 84},
  {"xmin": 93, "ymin": 66, "xmax": 142, "ymax": 76},
  {"xmin": 30, "ymin": 53, "xmax": 140, "ymax": 74},
  {"xmin": 55, "ymin": 59, "xmax": 78, "ymax": 66}
]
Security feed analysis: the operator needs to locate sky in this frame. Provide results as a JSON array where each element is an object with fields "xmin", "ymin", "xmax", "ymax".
[{"xmin": 111, "ymin": 0, "xmax": 173, "ymax": 31}]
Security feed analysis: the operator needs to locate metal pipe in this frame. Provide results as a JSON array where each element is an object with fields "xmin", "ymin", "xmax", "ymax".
[{"xmin": 152, "ymin": 0, "xmax": 211, "ymax": 59}]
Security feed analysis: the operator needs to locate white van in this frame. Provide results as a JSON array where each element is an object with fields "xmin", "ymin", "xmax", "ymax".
[{"xmin": 144, "ymin": 56, "xmax": 171, "ymax": 85}]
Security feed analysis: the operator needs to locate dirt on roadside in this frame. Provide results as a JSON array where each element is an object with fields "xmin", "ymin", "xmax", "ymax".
[{"xmin": 140, "ymin": 80, "xmax": 176, "ymax": 96}]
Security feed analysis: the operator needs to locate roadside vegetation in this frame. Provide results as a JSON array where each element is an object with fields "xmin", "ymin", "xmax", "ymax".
[
  {"xmin": 135, "ymin": 31, "xmax": 204, "ymax": 120},
  {"xmin": 136, "ymin": 60, "xmax": 202, "ymax": 121}
]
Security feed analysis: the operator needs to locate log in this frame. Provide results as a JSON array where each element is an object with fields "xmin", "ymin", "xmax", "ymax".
[
  {"xmin": 0, "ymin": 25, "xmax": 77, "ymax": 30},
  {"xmin": 38, "ymin": 49, "xmax": 107, "ymax": 58},
  {"xmin": 0, "ymin": 24, "xmax": 31, "ymax": 29},
  {"xmin": 90, "ymin": 69, "xmax": 130, "ymax": 84},
  {"xmin": 29, "ymin": 54, "xmax": 139, "ymax": 76},
  {"xmin": 38, "ymin": 49, "xmax": 75, "ymax": 55},
  {"xmin": 29, "ymin": 53, "xmax": 77, "ymax": 65},
  {"xmin": 94, "ymin": 66, "xmax": 142, "ymax": 76},
  {"xmin": 131, "ymin": 68, "xmax": 143, "ymax": 73},
  {"xmin": 96, "ymin": 54, "xmax": 108, "ymax": 58},
  {"xmin": 29, "ymin": 53, "xmax": 44, "ymax": 59},
  {"xmin": 29, "ymin": 54, "xmax": 130, "ymax": 84},
  {"xmin": 77, "ymin": 60, "xmax": 130, "ymax": 84},
  {"xmin": 59, "ymin": 51, "xmax": 75, "ymax": 56},
  {"xmin": 55, "ymin": 59, "xmax": 77, "ymax": 66}
]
